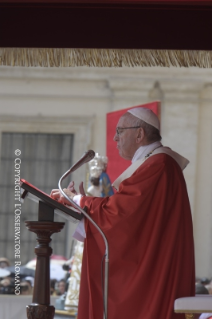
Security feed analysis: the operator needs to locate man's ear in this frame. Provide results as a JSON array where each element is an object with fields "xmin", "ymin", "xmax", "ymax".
[{"xmin": 136, "ymin": 127, "xmax": 145, "ymax": 143}]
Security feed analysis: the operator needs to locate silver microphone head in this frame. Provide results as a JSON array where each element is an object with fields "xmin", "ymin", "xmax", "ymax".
[
  {"xmin": 85, "ymin": 150, "xmax": 95, "ymax": 162},
  {"xmin": 70, "ymin": 150, "xmax": 95, "ymax": 173}
]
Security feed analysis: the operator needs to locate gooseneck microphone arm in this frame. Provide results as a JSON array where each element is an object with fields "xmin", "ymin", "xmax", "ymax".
[{"xmin": 58, "ymin": 150, "xmax": 109, "ymax": 319}]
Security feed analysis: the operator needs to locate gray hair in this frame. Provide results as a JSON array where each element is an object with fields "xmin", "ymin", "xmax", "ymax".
[{"xmin": 121, "ymin": 112, "xmax": 162, "ymax": 143}]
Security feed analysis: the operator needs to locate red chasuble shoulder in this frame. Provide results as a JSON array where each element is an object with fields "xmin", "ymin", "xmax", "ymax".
[{"xmin": 78, "ymin": 153, "xmax": 195, "ymax": 319}]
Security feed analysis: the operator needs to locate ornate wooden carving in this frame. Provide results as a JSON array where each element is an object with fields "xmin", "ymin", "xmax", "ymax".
[{"xmin": 26, "ymin": 304, "xmax": 55, "ymax": 319}]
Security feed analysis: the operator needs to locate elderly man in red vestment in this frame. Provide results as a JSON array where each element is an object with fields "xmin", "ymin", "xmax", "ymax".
[{"xmin": 51, "ymin": 107, "xmax": 195, "ymax": 319}]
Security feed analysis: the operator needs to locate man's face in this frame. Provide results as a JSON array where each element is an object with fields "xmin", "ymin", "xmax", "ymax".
[
  {"xmin": 58, "ymin": 281, "xmax": 66, "ymax": 294},
  {"xmin": 113, "ymin": 115, "xmax": 139, "ymax": 160}
]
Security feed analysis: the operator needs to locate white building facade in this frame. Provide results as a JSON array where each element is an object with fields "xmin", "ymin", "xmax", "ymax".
[{"xmin": 0, "ymin": 65, "xmax": 212, "ymax": 278}]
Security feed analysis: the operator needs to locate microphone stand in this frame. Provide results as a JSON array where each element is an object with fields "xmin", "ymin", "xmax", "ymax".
[{"xmin": 58, "ymin": 157, "xmax": 109, "ymax": 319}]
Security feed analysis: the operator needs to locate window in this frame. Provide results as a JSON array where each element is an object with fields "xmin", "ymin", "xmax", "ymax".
[{"xmin": 0, "ymin": 132, "xmax": 74, "ymax": 264}]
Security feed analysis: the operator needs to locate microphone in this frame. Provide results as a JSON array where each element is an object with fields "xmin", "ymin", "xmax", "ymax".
[
  {"xmin": 59, "ymin": 150, "xmax": 95, "ymax": 181},
  {"xmin": 69, "ymin": 150, "xmax": 95, "ymax": 173}
]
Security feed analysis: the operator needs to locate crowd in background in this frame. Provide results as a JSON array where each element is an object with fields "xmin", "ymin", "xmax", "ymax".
[
  {"xmin": 2, "ymin": 256, "xmax": 212, "ymax": 295},
  {"xmin": 195, "ymin": 277, "xmax": 212, "ymax": 295},
  {"xmin": 1, "ymin": 256, "xmax": 212, "ymax": 317},
  {"xmin": 0, "ymin": 256, "xmax": 71, "ymax": 298}
]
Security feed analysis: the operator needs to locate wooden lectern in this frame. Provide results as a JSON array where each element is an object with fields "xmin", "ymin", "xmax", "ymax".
[{"xmin": 20, "ymin": 179, "xmax": 82, "ymax": 319}]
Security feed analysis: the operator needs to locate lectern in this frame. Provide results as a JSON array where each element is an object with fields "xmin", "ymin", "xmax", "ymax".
[{"xmin": 20, "ymin": 179, "xmax": 82, "ymax": 319}]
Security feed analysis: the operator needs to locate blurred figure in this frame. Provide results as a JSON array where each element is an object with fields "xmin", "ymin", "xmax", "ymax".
[
  {"xmin": 200, "ymin": 278, "xmax": 212, "ymax": 294},
  {"xmin": 200, "ymin": 278, "xmax": 211, "ymax": 286},
  {"xmin": 56, "ymin": 279, "xmax": 66, "ymax": 296},
  {"xmin": 0, "ymin": 277, "xmax": 14, "ymax": 294},
  {"xmin": 24, "ymin": 276, "xmax": 34, "ymax": 288},
  {"xmin": 62, "ymin": 256, "xmax": 74, "ymax": 272},
  {"xmin": 20, "ymin": 280, "xmax": 33, "ymax": 295},
  {"xmin": 62, "ymin": 256, "xmax": 74, "ymax": 283},
  {"xmin": 196, "ymin": 283, "xmax": 209, "ymax": 295},
  {"xmin": 0, "ymin": 257, "xmax": 10, "ymax": 268},
  {"xmin": 50, "ymin": 279, "xmax": 57, "ymax": 296},
  {"xmin": 55, "ymin": 279, "xmax": 69, "ymax": 310}
]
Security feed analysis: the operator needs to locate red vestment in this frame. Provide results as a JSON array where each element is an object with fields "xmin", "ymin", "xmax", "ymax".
[{"xmin": 78, "ymin": 153, "xmax": 195, "ymax": 319}]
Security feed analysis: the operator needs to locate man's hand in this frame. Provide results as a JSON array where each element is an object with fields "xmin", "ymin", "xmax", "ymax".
[
  {"xmin": 50, "ymin": 188, "xmax": 75, "ymax": 205},
  {"xmin": 50, "ymin": 181, "xmax": 85, "ymax": 205},
  {"xmin": 68, "ymin": 181, "xmax": 86, "ymax": 196}
]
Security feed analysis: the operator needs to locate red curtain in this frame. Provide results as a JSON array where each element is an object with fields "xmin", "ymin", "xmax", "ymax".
[{"xmin": 106, "ymin": 101, "xmax": 160, "ymax": 183}]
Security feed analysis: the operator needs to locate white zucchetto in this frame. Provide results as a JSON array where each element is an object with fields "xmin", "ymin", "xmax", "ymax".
[{"xmin": 127, "ymin": 107, "xmax": 160, "ymax": 130}]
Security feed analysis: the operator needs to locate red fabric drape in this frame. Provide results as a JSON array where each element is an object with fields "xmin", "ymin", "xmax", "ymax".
[{"xmin": 79, "ymin": 153, "xmax": 195, "ymax": 319}]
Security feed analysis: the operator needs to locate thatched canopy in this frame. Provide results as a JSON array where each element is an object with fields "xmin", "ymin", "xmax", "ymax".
[{"xmin": 1, "ymin": 0, "xmax": 212, "ymax": 67}]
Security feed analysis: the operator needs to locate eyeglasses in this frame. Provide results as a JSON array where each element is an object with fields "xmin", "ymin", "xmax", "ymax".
[{"xmin": 116, "ymin": 126, "xmax": 141, "ymax": 135}]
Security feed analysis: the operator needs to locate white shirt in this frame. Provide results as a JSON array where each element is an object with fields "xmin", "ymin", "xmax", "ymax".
[{"xmin": 131, "ymin": 141, "xmax": 162, "ymax": 163}]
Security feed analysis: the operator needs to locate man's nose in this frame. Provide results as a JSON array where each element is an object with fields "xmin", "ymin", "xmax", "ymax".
[{"xmin": 113, "ymin": 133, "xmax": 119, "ymax": 141}]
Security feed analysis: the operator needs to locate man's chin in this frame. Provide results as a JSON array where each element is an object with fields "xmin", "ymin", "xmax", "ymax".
[{"xmin": 119, "ymin": 151, "xmax": 131, "ymax": 161}]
